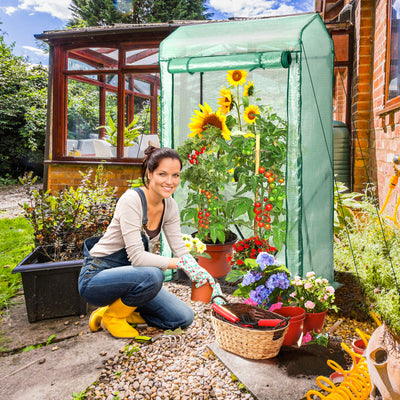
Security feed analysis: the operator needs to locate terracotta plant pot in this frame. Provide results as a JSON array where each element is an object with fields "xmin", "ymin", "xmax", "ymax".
[
  {"xmin": 275, "ymin": 306, "xmax": 306, "ymax": 346},
  {"xmin": 197, "ymin": 233, "xmax": 237, "ymax": 278},
  {"xmin": 302, "ymin": 310, "xmax": 327, "ymax": 334},
  {"xmin": 366, "ymin": 324, "xmax": 400, "ymax": 400},
  {"xmin": 191, "ymin": 282, "xmax": 213, "ymax": 303}
]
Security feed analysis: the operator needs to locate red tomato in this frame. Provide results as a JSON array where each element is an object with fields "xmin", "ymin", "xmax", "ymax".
[
  {"xmin": 258, "ymin": 222, "xmax": 264, "ymax": 228},
  {"xmin": 259, "ymin": 167, "xmax": 265, "ymax": 174},
  {"xmin": 265, "ymin": 204, "xmax": 273, "ymax": 211}
]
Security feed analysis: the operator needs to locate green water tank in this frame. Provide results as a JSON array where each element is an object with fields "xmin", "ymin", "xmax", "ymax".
[{"xmin": 333, "ymin": 120, "xmax": 351, "ymax": 190}]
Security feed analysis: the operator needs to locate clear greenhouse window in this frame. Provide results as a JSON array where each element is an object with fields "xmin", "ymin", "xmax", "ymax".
[{"xmin": 174, "ymin": 68, "xmax": 288, "ymax": 246}]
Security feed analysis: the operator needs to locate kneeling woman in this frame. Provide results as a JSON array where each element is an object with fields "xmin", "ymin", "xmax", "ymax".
[{"xmin": 78, "ymin": 147, "xmax": 194, "ymax": 338}]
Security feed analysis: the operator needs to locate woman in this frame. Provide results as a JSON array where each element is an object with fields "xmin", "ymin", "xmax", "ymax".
[{"xmin": 78, "ymin": 146, "xmax": 194, "ymax": 338}]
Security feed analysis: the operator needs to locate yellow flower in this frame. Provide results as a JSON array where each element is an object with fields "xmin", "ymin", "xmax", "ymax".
[
  {"xmin": 227, "ymin": 70, "xmax": 247, "ymax": 86},
  {"xmin": 217, "ymin": 87, "xmax": 232, "ymax": 114},
  {"xmin": 188, "ymin": 102, "xmax": 231, "ymax": 140},
  {"xmin": 243, "ymin": 81, "xmax": 255, "ymax": 97},
  {"xmin": 243, "ymin": 105, "xmax": 260, "ymax": 124}
]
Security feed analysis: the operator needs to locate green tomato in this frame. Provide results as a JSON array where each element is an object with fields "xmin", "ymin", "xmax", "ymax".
[
  {"xmin": 269, "ymin": 196, "xmax": 275, "ymax": 202},
  {"xmin": 278, "ymin": 196, "xmax": 284, "ymax": 201},
  {"xmin": 270, "ymin": 183, "xmax": 276, "ymax": 189}
]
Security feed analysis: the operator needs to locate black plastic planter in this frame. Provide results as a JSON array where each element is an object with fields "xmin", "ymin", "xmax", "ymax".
[{"xmin": 13, "ymin": 247, "xmax": 87, "ymax": 323}]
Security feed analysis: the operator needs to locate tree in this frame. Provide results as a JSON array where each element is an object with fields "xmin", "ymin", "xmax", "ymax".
[
  {"xmin": 68, "ymin": 0, "xmax": 211, "ymax": 27},
  {"xmin": 0, "ymin": 32, "xmax": 48, "ymax": 180}
]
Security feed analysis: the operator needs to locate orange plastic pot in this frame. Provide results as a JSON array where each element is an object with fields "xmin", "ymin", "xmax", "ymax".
[
  {"xmin": 275, "ymin": 306, "xmax": 306, "ymax": 346},
  {"xmin": 191, "ymin": 282, "xmax": 212, "ymax": 303}
]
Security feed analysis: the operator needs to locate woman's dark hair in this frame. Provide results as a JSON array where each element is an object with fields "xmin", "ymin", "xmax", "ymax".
[{"xmin": 142, "ymin": 146, "xmax": 183, "ymax": 186}]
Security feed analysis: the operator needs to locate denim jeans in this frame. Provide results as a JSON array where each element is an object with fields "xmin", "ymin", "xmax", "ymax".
[{"xmin": 78, "ymin": 236, "xmax": 194, "ymax": 330}]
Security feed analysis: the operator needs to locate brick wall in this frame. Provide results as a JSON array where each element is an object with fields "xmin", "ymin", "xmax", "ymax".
[
  {"xmin": 46, "ymin": 163, "xmax": 142, "ymax": 198},
  {"xmin": 351, "ymin": 0, "xmax": 376, "ymax": 193}
]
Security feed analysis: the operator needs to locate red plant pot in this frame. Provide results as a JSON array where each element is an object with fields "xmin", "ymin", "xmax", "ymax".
[
  {"xmin": 302, "ymin": 310, "xmax": 327, "ymax": 334},
  {"xmin": 351, "ymin": 338, "xmax": 366, "ymax": 363},
  {"xmin": 275, "ymin": 306, "xmax": 306, "ymax": 346}
]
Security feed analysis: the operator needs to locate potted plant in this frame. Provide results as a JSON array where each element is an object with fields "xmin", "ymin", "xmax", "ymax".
[
  {"xmin": 177, "ymin": 70, "xmax": 288, "ymax": 276},
  {"xmin": 177, "ymin": 110, "xmax": 237, "ymax": 277},
  {"xmin": 290, "ymin": 272, "xmax": 338, "ymax": 334},
  {"xmin": 13, "ymin": 166, "xmax": 117, "ymax": 322}
]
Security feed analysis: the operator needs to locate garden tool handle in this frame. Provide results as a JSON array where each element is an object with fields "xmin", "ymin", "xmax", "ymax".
[
  {"xmin": 258, "ymin": 319, "xmax": 285, "ymax": 327},
  {"xmin": 212, "ymin": 304, "xmax": 239, "ymax": 323}
]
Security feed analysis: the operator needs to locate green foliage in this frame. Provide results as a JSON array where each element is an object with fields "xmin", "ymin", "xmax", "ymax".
[
  {"xmin": 177, "ymin": 125, "xmax": 235, "ymax": 243},
  {"xmin": 21, "ymin": 334, "xmax": 56, "ymax": 353},
  {"xmin": 72, "ymin": 390, "xmax": 88, "ymax": 399},
  {"xmin": 19, "ymin": 166, "xmax": 117, "ymax": 261},
  {"xmin": 334, "ymin": 192, "xmax": 400, "ymax": 336},
  {"xmin": 0, "ymin": 216, "xmax": 34, "ymax": 311},
  {"xmin": 334, "ymin": 180, "xmax": 365, "ymax": 235},
  {"xmin": 68, "ymin": 0, "xmax": 210, "ymax": 27},
  {"xmin": 98, "ymin": 114, "xmax": 141, "ymax": 147},
  {"xmin": 0, "ymin": 34, "xmax": 47, "ymax": 179}
]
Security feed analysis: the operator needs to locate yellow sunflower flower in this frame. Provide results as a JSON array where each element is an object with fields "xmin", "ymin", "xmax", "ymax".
[
  {"xmin": 243, "ymin": 105, "xmax": 260, "ymax": 124},
  {"xmin": 243, "ymin": 81, "xmax": 255, "ymax": 97},
  {"xmin": 217, "ymin": 87, "xmax": 232, "ymax": 114},
  {"xmin": 188, "ymin": 102, "xmax": 231, "ymax": 140},
  {"xmin": 227, "ymin": 70, "xmax": 247, "ymax": 86}
]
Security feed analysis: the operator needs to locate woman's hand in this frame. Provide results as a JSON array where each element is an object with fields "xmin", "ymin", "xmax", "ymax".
[{"xmin": 168, "ymin": 257, "xmax": 181, "ymax": 269}]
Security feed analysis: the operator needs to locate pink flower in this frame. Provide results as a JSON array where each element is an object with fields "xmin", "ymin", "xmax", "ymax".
[
  {"xmin": 289, "ymin": 291, "xmax": 296, "ymax": 298},
  {"xmin": 326, "ymin": 286, "xmax": 335, "ymax": 294},
  {"xmin": 306, "ymin": 271, "xmax": 315, "ymax": 278},
  {"xmin": 323, "ymin": 294, "xmax": 328, "ymax": 300},
  {"xmin": 304, "ymin": 282, "xmax": 313, "ymax": 290},
  {"xmin": 315, "ymin": 278, "xmax": 323, "ymax": 284},
  {"xmin": 269, "ymin": 302, "xmax": 282, "ymax": 312},
  {"xmin": 243, "ymin": 298, "xmax": 258, "ymax": 306},
  {"xmin": 304, "ymin": 300, "xmax": 315, "ymax": 310},
  {"xmin": 302, "ymin": 331, "xmax": 312, "ymax": 345}
]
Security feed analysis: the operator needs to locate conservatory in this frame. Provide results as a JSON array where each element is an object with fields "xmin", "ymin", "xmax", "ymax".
[{"xmin": 159, "ymin": 13, "xmax": 335, "ymax": 280}]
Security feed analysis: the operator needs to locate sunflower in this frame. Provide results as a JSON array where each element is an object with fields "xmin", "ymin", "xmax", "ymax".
[
  {"xmin": 188, "ymin": 102, "xmax": 231, "ymax": 140},
  {"xmin": 217, "ymin": 87, "xmax": 232, "ymax": 114},
  {"xmin": 227, "ymin": 70, "xmax": 247, "ymax": 86},
  {"xmin": 243, "ymin": 105, "xmax": 260, "ymax": 124},
  {"xmin": 243, "ymin": 81, "xmax": 255, "ymax": 97}
]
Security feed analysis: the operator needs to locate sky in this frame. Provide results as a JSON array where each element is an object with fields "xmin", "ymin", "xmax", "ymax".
[{"xmin": 0, "ymin": 0, "xmax": 314, "ymax": 65}]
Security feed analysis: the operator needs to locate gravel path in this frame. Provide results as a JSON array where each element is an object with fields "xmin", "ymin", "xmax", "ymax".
[
  {"xmin": 84, "ymin": 281, "xmax": 256, "ymax": 400},
  {"xmin": 0, "ymin": 183, "xmax": 41, "ymax": 219}
]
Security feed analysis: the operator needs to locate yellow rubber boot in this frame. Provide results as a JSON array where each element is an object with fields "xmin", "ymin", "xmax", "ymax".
[
  {"xmin": 100, "ymin": 298, "xmax": 139, "ymax": 338},
  {"xmin": 89, "ymin": 306, "xmax": 108, "ymax": 332},
  {"xmin": 126, "ymin": 310, "xmax": 146, "ymax": 325}
]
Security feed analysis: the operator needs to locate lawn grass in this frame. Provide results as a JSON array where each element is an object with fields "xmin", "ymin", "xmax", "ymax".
[{"xmin": 0, "ymin": 217, "xmax": 34, "ymax": 310}]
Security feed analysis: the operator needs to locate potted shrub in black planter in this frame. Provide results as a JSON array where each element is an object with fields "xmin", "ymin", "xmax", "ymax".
[{"xmin": 13, "ymin": 167, "xmax": 117, "ymax": 322}]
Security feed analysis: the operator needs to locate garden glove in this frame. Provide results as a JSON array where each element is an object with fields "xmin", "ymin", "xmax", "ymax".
[{"xmin": 176, "ymin": 254, "xmax": 224, "ymax": 304}]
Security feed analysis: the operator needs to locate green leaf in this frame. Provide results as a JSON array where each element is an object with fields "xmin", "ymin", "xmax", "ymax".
[{"xmin": 225, "ymin": 269, "xmax": 246, "ymax": 282}]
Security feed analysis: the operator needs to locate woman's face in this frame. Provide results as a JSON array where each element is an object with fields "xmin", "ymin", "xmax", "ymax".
[{"xmin": 147, "ymin": 158, "xmax": 181, "ymax": 199}]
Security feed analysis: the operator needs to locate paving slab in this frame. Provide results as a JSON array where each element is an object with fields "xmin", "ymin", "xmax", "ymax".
[
  {"xmin": 0, "ymin": 294, "xmax": 129, "ymax": 400},
  {"xmin": 208, "ymin": 341, "xmax": 350, "ymax": 400}
]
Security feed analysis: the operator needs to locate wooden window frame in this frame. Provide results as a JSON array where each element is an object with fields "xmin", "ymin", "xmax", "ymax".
[{"xmin": 52, "ymin": 43, "xmax": 160, "ymax": 162}]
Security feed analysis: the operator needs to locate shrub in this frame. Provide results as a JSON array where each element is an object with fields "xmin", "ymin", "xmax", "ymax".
[{"xmin": 19, "ymin": 166, "xmax": 117, "ymax": 261}]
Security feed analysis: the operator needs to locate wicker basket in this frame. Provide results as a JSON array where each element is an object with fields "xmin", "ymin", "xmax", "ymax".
[{"xmin": 211, "ymin": 301, "xmax": 289, "ymax": 359}]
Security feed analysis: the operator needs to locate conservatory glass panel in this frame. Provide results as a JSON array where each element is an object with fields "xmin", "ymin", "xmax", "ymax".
[{"xmin": 67, "ymin": 47, "xmax": 118, "ymax": 70}]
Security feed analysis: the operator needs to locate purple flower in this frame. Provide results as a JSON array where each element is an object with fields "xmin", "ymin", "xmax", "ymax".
[
  {"xmin": 242, "ymin": 271, "xmax": 263, "ymax": 287},
  {"xmin": 265, "ymin": 272, "xmax": 290, "ymax": 291},
  {"xmin": 249, "ymin": 285, "xmax": 272, "ymax": 306},
  {"xmin": 256, "ymin": 252, "xmax": 276, "ymax": 271}
]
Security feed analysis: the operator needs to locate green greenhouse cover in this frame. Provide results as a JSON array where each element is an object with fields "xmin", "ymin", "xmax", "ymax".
[
  {"xmin": 160, "ymin": 13, "xmax": 320, "ymax": 60},
  {"xmin": 159, "ymin": 13, "xmax": 335, "ymax": 283}
]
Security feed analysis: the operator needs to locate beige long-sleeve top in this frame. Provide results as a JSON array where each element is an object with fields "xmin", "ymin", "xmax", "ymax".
[{"xmin": 89, "ymin": 189, "xmax": 188, "ymax": 270}]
